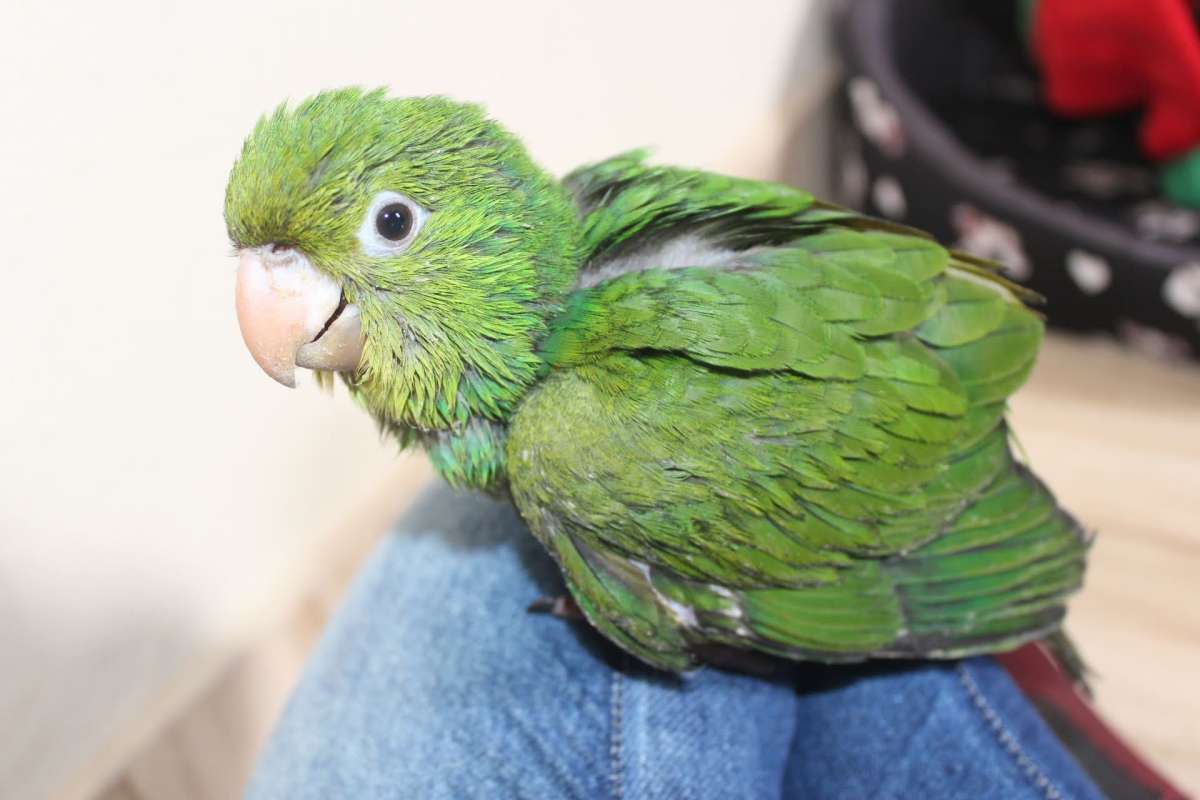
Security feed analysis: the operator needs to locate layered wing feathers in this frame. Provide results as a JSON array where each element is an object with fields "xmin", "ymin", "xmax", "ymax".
[{"xmin": 507, "ymin": 154, "xmax": 1088, "ymax": 670}]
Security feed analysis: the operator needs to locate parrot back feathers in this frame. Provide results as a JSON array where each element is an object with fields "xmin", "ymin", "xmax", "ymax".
[{"xmin": 507, "ymin": 152, "xmax": 1089, "ymax": 671}]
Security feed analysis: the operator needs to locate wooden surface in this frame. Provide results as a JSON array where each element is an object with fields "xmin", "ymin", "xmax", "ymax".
[
  {"xmin": 94, "ymin": 333, "xmax": 1200, "ymax": 799},
  {"xmin": 1008, "ymin": 335, "xmax": 1200, "ymax": 792}
]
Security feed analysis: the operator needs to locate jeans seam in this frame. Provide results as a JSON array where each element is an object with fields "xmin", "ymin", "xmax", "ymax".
[
  {"xmin": 956, "ymin": 663, "xmax": 1064, "ymax": 800},
  {"xmin": 610, "ymin": 669, "xmax": 625, "ymax": 800}
]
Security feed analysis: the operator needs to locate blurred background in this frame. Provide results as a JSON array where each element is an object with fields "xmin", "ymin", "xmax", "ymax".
[{"xmin": 0, "ymin": 1, "xmax": 1195, "ymax": 798}]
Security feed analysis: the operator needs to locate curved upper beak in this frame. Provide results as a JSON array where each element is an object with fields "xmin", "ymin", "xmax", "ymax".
[{"xmin": 234, "ymin": 246, "xmax": 365, "ymax": 387}]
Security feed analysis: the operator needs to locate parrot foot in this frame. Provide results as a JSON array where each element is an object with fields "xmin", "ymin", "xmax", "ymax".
[{"xmin": 527, "ymin": 594, "xmax": 584, "ymax": 620}]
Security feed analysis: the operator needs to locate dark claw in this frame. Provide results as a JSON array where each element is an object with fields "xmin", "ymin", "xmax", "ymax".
[{"xmin": 527, "ymin": 594, "xmax": 584, "ymax": 620}]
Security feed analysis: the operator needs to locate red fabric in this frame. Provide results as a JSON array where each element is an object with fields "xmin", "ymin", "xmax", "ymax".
[{"xmin": 1032, "ymin": 0, "xmax": 1200, "ymax": 160}]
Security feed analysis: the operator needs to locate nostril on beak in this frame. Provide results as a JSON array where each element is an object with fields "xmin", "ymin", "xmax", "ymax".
[{"xmin": 269, "ymin": 243, "xmax": 291, "ymax": 254}]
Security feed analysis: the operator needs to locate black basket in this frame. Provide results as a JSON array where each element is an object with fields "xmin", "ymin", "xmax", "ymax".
[{"xmin": 833, "ymin": 0, "xmax": 1200, "ymax": 361}]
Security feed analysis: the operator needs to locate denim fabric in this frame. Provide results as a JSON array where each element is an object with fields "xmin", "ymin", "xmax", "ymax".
[{"xmin": 247, "ymin": 485, "xmax": 1102, "ymax": 800}]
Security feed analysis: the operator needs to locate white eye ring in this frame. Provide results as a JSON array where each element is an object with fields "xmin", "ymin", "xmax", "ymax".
[{"xmin": 357, "ymin": 191, "xmax": 429, "ymax": 257}]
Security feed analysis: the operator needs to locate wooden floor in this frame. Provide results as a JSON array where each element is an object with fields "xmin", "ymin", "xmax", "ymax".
[{"xmin": 96, "ymin": 333, "xmax": 1200, "ymax": 799}]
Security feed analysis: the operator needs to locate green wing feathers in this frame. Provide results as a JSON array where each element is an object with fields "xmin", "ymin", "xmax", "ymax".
[{"xmin": 509, "ymin": 156, "xmax": 1089, "ymax": 671}]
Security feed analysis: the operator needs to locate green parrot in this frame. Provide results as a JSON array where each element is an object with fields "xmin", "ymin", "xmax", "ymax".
[{"xmin": 225, "ymin": 88, "xmax": 1090, "ymax": 672}]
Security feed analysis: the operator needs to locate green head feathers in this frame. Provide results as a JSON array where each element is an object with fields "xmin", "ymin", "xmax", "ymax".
[{"xmin": 225, "ymin": 88, "xmax": 580, "ymax": 435}]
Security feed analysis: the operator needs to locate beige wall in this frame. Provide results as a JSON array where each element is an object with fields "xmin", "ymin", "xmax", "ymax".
[{"xmin": 0, "ymin": 2, "xmax": 833, "ymax": 797}]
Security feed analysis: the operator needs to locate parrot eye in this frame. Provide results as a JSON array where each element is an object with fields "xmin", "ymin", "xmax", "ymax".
[
  {"xmin": 376, "ymin": 203, "xmax": 413, "ymax": 241},
  {"xmin": 357, "ymin": 191, "xmax": 428, "ymax": 256}
]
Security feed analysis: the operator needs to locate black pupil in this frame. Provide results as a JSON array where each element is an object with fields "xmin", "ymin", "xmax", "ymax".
[{"xmin": 376, "ymin": 203, "xmax": 413, "ymax": 241}]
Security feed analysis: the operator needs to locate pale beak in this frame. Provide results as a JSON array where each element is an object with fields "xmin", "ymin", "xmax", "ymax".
[{"xmin": 234, "ymin": 246, "xmax": 365, "ymax": 387}]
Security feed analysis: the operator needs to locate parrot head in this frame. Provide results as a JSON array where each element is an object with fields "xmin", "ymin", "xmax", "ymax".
[{"xmin": 224, "ymin": 88, "xmax": 579, "ymax": 433}]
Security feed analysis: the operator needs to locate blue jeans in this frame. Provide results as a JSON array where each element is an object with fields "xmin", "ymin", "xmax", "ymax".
[{"xmin": 247, "ymin": 486, "xmax": 1102, "ymax": 800}]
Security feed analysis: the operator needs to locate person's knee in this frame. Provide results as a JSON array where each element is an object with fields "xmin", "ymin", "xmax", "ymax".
[{"xmin": 246, "ymin": 485, "xmax": 614, "ymax": 799}]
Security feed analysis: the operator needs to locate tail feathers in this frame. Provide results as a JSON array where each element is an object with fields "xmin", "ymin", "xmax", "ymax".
[
  {"xmin": 883, "ymin": 462, "xmax": 1090, "ymax": 657},
  {"xmin": 1042, "ymin": 628, "xmax": 1093, "ymax": 694}
]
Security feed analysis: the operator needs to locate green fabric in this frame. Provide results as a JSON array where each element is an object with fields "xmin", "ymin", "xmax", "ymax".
[{"xmin": 1163, "ymin": 147, "xmax": 1200, "ymax": 209}]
